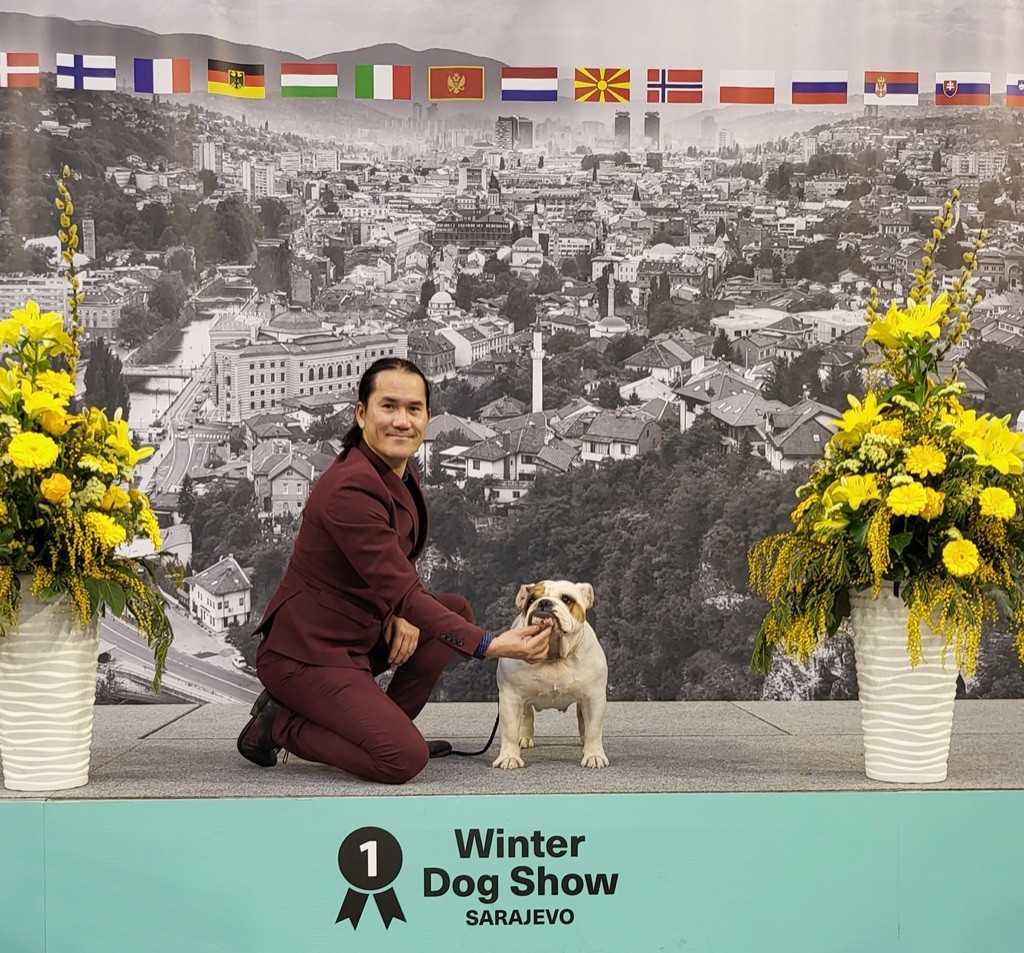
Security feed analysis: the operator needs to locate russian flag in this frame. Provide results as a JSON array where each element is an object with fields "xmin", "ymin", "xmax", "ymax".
[
  {"xmin": 864, "ymin": 70, "xmax": 919, "ymax": 106},
  {"xmin": 791, "ymin": 71, "xmax": 847, "ymax": 105},
  {"xmin": 719, "ymin": 70, "xmax": 775, "ymax": 105},
  {"xmin": 501, "ymin": 66, "xmax": 557, "ymax": 102},
  {"xmin": 1006, "ymin": 74, "xmax": 1024, "ymax": 108},
  {"xmin": 935, "ymin": 72, "xmax": 991, "ymax": 106},
  {"xmin": 134, "ymin": 57, "xmax": 190, "ymax": 94}
]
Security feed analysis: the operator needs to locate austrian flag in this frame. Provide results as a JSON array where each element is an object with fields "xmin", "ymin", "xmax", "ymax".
[
  {"xmin": 281, "ymin": 62, "xmax": 338, "ymax": 98},
  {"xmin": 0, "ymin": 52, "xmax": 40, "ymax": 88}
]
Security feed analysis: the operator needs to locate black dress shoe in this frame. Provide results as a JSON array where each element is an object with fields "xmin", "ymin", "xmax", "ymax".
[
  {"xmin": 237, "ymin": 689, "xmax": 282, "ymax": 767},
  {"xmin": 427, "ymin": 740, "xmax": 452, "ymax": 758}
]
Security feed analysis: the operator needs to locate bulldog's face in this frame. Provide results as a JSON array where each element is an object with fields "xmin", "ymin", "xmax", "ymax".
[{"xmin": 515, "ymin": 580, "xmax": 595, "ymax": 659}]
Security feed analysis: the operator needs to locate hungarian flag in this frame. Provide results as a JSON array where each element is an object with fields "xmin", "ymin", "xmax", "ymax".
[
  {"xmin": 281, "ymin": 62, "xmax": 338, "ymax": 97},
  {"xmin": 1007, "ymin": 74, "xmax": 1024, "ymax": 108},
  {"xmin": 207, "ymin": 59, "xmax": 265, "ymax": 99},
  {"xmin": 0, "ymin": 52, "xmax": 40, "ymax": 88},
  {"xmin": 574, "ymin": 67, "xmax": 630, "ymax": 103},
  {"xmin": 134, "ymin": 57, "xmax": 190, "ymax": 94},
  {"xmin": 354, "ymin": 64, "xmax": 412, "ymax": 100},
  {"xmin": 428, "ymin": 65, "xmax": 484, "ymax": 100},
  {"xmin": 719, "ymin": 69, "xmax": 775, "ymax": 104}
]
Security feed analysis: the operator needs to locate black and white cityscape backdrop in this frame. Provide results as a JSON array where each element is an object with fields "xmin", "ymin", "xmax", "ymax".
[{"xmin": 1, "ymin": 0, "xmax": 1023, "ymax": 703}]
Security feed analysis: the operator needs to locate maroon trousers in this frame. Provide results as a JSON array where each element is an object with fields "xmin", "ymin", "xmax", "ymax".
[{"xmin": 256, "ymin": 592, "xmax": 472, "ymax": 784}]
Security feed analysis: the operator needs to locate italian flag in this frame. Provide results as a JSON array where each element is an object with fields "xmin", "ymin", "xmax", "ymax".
[
  {"xmin": 280, "ymin": 62, "xmax": 338, "ymax": 97},
  {"xmin": 354, "ymin": 64, "xmax": 412, "ymax": 100}
]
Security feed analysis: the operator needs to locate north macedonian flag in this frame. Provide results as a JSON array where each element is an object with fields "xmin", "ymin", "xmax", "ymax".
[
  {"xmin": 428, "ymin": 65, "xmax": 484, "ymax": 100},
  {"xmin": 207, "ymin": 59, "xmax": 265, "ymax": 99},
  {"xmin": 575, "ymin": 67, "xmax": 630, "ymax": 103}
]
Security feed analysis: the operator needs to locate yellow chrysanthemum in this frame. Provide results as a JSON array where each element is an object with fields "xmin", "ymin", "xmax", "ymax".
[
  {"xmin": 978, "ymin": 487, "xmax": 1016, "ymax": 520},
  {"xmin": 40, "ymin": 472, "xmax": 73, "ymax": 504},
  {"xmin": 8, "ymin": 431, "xmax": 60, "ymax": 470},
  {"xmin": 942, "ymin": 538, "xmax": 980, "ymax": 577},
  {"xmin": 34, "ymin": 370, "xmax": 76, "ymax": 401},
  {"xmin": 100, "ymin": 485, "xmax": 131, "ymax": 511},
  {"xmin": 82, "ymin": 511, "xmax": 127, "ymax": 548},
  {"xmin": 77, "ymin": 454, "xmax": 119, "ymax": 476},
  {"xmin": 904, "ymin": 443, "xmax": 946, "ymax": 478},
  {"xmin": 920, "ymin": 487, "xmax": 945, "ymax": 521},
  {"xmin": 886, "ymin": 481, "xmax": 928, "ymax": 516},
  {"xmin": 871, "ymin": 419, "xmax": 904, "ymax": 441}
]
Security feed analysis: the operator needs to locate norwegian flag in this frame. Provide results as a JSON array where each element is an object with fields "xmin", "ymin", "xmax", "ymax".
[{"xmin": 646, "ymin": 68, "xmax": 702, "ymax": 104}]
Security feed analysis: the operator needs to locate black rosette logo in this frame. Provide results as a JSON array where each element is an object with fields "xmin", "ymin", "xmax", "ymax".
[{"xmin": 336, "ymin": 827, "xmax": 405, "ymax": 929}]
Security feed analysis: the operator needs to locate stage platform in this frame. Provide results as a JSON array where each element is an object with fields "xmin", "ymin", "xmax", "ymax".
[
  {"xmin": 3, "ymin": 701, "xmax": 1024, "ymax": 953},
  {"xmin": 2, "ymin": 699, "xmax": 1024, "ymax": 798}
]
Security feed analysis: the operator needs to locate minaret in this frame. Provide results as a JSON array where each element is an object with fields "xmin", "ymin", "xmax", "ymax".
[
  {"xmin": 607, "ymin": 270, "xmax": 615, "ymax": 318},
  {"xmin": 531, "ymin": 316, "xmax": 544, "ymax": 413}
]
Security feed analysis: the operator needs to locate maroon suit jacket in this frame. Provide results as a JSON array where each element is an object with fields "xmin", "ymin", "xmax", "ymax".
[{"xmin": 256, "ymin": 440, "xmax": 485, "ymax": 668}]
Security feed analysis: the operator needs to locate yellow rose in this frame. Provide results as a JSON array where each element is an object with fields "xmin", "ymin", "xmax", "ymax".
[
  {"xmin": 101, "ymin": 485, "xmax": 131, "ymax": 511},
  {"xmin": 886, "ymin": 482, "xmax": 928, "ymax": 516},
  {"xmin": 978, "ymin": 487, "xmax": 1016, "ymax": 520},
  {"xmin": 942, "ymin": 539, "xmax": 980, "ymax": 577},
  {"xmin": 40, "ymin": 472, "xmax": 73, "ymax": 503},
  {"xmin": 8, "ymin": 431, "xmax": 60, "ymax": 470},
  {"xmin": 38, "ymin": 409, "xmax": 72, "ymax": 435},
  {"xmin": 920, "ymin": 487, "xmax": 945, "ymax": 521}
]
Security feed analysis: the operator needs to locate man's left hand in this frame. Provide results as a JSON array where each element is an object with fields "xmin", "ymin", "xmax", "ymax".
[{"xmin": 386, "ymin": 616, "xmax": 420, "ymax": 665}]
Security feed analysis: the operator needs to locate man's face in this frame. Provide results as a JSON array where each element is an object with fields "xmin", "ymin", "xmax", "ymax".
[{"xmin": 355, "ymin": 369, "xmax": 430, "ymax": 475}]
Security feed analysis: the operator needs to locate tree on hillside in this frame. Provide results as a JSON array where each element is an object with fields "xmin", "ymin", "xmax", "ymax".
[
  {"xmin": 258, "ymin": 197, "xmax": 289, "ymax": 236},
  {"xmin": 503, "ymin": 284, "xmax": 537, "ymax": 330},
  {"xmin": 148, "ymin": 273, "xmax": 187, "ymax": 323},
  {"xmin": 117, "ymin": 303, "xmax": 162, "ymax": 346},
  {"xmin": 712, "ymin": 330, "xmax": 734, "ymax": 360},
  {"xmin": 419, "ymin": 278, "xmax": 437, "ymax": 308},
  {"xmin": 83, "ymin": 338, "xmax": 131, "ymax": 420}
]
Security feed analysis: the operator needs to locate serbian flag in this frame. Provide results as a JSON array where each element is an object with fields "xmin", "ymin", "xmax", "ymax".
[
  {"xmin": 501, "ymin": 67, "xmax": 557, "ymax": 102},
  {"xmin": 935, "ymin": 72, "xmax": 990, "ymax": 106},
  {"xmin": 864, "ymin": 71, "xmax": 919, "ymax": 106},
  {"xmin": 791, "ymin": 71, "xmax": 847, "ymax": 105},
  {"xmin": 0, "ymin": 52, "xmax": 40, "ymax": 88},
  {"xmin": 428, "ymin": 65, "xmax": 484, "ymax": 101},
  {"xmin": 646, "ymin": 69, "xmax": 702, "ymax": 103},
  {"xmin": 281, "ymin": 62, "xmax": 338, "ymax": 97},
  {"xmin": 1006, "ymin": 74, "xmax": 1024, "ymax": 108},
  {"xmin": 574, "ymin": 67, "xmax": 630, "ymax": 103},
  {"xmin": 207, "ymin": 59, "xmax": 265, "ymax": 99},
  {"xmin": 720, "ymin": 70, "xmax": 775, "ymax": 104},
  {"xmin": 134, "ymin": 57, "xmax": 190, "ymax": 94},
  {"xmin": 354, "ymin": 64, "xmax": 412, "ymax": 100}
]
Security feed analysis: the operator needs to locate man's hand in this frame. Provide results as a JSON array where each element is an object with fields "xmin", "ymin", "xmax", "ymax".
[
  {"xmin": 385, "ymin": 616, "xmax": 420, "ymax": 666},
  {"xmin": 484, "ymin": 620, "xmax": 553, "ymax": 662}
]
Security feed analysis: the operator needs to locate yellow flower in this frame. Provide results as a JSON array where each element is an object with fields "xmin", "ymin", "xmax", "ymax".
[
  {"xmin": 864, "ymin": 294, "xmax": 947, "ymax": 349},
  {"xmin": 964, "ymin": 416, "xmax": 1024, "ymax": 475},
  {"xmin": 77, "ymin": 454, "xmax": 119, "ymax": 476},
  {"xmin": 949, "ymin": 408, "xmax": 990, "ymax": 444},
  {"xmin": 905, "ymin": 444, "xmax": 946, "ymax": 477},
  {"xmin": 942, "ymin": 539, "xmax": 980, "ymax": 577},
  {"xmin": 82, "ymin": 511, "xmax": 127, "ymax": 548},
  {"xmin": 38, "ymin": 409, "xmax": 72, "ymax": 436},
  {"xmin": 105, "ymin": 417, "xmax": 155, "ymax": 468},
  {"xmin": 886, "ymin": 481, "xmax": 928, "ymax": 516},
  {"xmin": 831, "ymin": 474, "xmax": 881, "ymax": 511},
  {"xmin": 100, "ymin": 485, "xmax": 131, "ymax": 511},
  {"xmin": 8, "ymin": 300, "xmax": 65, "ymax": 342},
  {"xmin": 40, "ymin": 472, "xmax": 73, "ymax": 503},
  {"xmin": 35, "ymin": 370, "xmax": 76, "ymax": 401},
  {"xmin": 920, "ymin": 487, "xmax": 945, "ymax": 521},
  {"xmin": 871, "ymin": 419, "xmax": 904, "ymax": 441},
  {"xmin": 139, "ymin": 505, "xmax": 162, "ymax": 548},
  {"xmin": 8, "ymin": 431, "xmax": 60, "ymax": 470},
  {"xmin": 21, "ymin": 383, "xmax": 68, "ymax": 418},
  {"xmin": 832, "ymin": 392, "xmax": 889, "ymax": 447},
  {"xmin": 978, "ymin": 487, "xmax": 1016, "ymax": 520}
]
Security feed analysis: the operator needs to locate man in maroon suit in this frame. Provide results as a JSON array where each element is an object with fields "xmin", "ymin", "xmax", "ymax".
[{"xmin": 237, "ymin": 358, "xmax": 551, "ymax": 783}]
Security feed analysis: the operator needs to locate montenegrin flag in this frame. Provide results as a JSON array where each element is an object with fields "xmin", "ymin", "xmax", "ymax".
[
  {"xmin": 935, "ymin": 72, "xmax": 991, "ymax": 106},
  {"xmin": 1007, "ymin": 74, "xmax": 1024, "ymax": 108},
  {"xmin": 207, "ymin": 59, "xmax": 265, "ymax": 98},
  {"xmin": 791, "ymin": 70, "xmax": 847, "ymax": 105},
  {"xmin": 428, "ymin": 65, "xmax": 485, "ymax": 100},
  {"xmin": 56, "ymin": 53, "xmax": 116, "ymax": 91},
  {"xmin": 0, "ymin": 52, "xmax": 40, "ymax": 88},
  {"xmin": 280, "ymin": 62, "xmax": 338, "ymax": 97},
  {"xmin": 719, "ymin": 69, "xmax": 775, "ymax": 104},
  {"xmin": 864, "ymin": 70, "xmax": 919, "ymax": 106},
  {"xmin": 646, "ymin": 68, "xmax": 702, "ymax": 103},
  {"xmin": 354, "ymin": 64, "xmax": 412, "ymax": 100},
  {"xmin": 574, "ymin": 67, "xmax": 630, "ymax": 103},
  {"xmin": 501, "ymin": 66, "xmax": 557, "ymax": 102},
  {"xmin": 134, "ymin": 57, "xmax": 190, "ymax": 94}
]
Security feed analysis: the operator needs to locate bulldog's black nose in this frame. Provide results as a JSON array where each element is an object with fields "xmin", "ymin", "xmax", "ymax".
[{"xmin": 536, "ymin": 598, "xmax": 554, "ymax": 609}]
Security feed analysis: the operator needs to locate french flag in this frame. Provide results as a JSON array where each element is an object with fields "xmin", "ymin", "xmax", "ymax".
[
  {"xmin": 719, "ymin": 69, "xmax": 775, "ymax": 105},
  {"xmin": 1006, "ymin": 74, "xmax": 1024, "ymax": 108},
  {"xmin": 501, "ymin": 67, "xmax": 557, "ymax": 102},
  {"xmin": 791, "ymin": 71, "xmax": 847, "ymax": 105},
  {"xmin": 134, "ymin": 57, "xmax": 191, "ymax": 94},
  {"xmin": 935, "ymin": 72, "xmax": 991, "ymax": 106}
]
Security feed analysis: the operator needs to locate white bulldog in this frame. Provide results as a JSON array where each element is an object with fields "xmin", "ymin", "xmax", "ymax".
[{"xmin": 492, "ymin": 580, "xmax": 609, "ymax": 770}]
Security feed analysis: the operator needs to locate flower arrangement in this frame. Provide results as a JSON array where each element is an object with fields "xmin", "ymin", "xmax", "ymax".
[
  {"xmin": 749, "ymin": 190, "xmax": 1024, "ymax": 678},
  {"xmin": 0, "ymin": 166, "xmax": 180, "ymax": 688}
]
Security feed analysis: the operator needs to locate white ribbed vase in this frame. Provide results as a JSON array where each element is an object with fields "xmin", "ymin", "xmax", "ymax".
[
  {"xmin": 0, "ymin": 584, "xmax": 99, "ymax": 791},
  {"xmin": 849, "ymin": 585, "xmax": 959, "ymax": 784}
]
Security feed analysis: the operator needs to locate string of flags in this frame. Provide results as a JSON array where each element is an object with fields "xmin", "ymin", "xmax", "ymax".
[{"xmin": 1, "ymin": 53, "xmax": 1023, "ymax": 109}]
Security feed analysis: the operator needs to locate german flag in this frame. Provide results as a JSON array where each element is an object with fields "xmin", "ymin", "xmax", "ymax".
[
  {"xmin": 207, "ymin": 59, "xmax": 265, "ymax": 98},
  {"xmin": 574, "ymin": 67, "xmax": 630, "ymax": 103}
]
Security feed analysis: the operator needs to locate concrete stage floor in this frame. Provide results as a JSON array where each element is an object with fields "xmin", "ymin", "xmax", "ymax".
[{"xmin": 1, "ymin": 700, "xmax": 1022, "ymax": 799}]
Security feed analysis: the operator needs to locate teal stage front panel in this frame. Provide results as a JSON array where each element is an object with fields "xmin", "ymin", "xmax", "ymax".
[
  {"xmin": 0, "ymin": 802, "xmax": 45, "ymax": 953},
  {"xmin": 2, "ymin": 791, "xmax": 1020, "ymax": 952}
]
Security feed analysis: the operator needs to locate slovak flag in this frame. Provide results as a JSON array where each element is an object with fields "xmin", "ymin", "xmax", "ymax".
[
  {"xmin": 719, "ymin": 70, "xmax": 775, "ymax": 104},
  {"xmin": 501, "ymin": 67, "xmax": 558, "ymax": 102},
  {"xmin": 935, "ymin": 72, "xmax": 991, "ymax": 106},
  {"xmin": 791, "ymin": 71, "xmax": 847, "ymax": 105},
  {"xmin": 1006, "ymin": 74, "xmax": 1024, "ymax": 108}
]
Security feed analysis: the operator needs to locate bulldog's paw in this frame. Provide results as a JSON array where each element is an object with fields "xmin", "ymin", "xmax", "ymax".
[
  {"xmin": 581, "ymin": 751, "xmax": 609, "ymax": 769},
  {"xmin": 492, "ymin": 752, "xmax": 526, "ymax": 770},
  {"xmin": 518, "ymin": 736, "xmax": 535, "ymax": 749}
]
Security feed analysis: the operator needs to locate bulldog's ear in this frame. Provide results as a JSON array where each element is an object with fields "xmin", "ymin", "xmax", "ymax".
[
  {"xmin": 515, "ymin": 584, "xmax": 535, "ymax": 612},
  {"xmin": 577, "ymin": 583, "xmax": 594, "ymax": 609}
]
